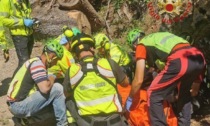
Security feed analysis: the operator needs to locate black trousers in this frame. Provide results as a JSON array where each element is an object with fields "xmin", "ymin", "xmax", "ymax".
[
  {"xmin": 12, "ymin": 35, "xmax": 34, "ymax": 75},
  {"xmin": 148, "ymin": 47, "xmax": 205, "ymax": 126}
]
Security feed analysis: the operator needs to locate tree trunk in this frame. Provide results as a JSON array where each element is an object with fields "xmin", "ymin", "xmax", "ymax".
[{"xmin": 58, "ymin": 0, "xmax": 105, "ymax": 31}]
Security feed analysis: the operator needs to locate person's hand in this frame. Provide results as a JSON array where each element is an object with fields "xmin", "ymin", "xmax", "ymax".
[
  {"xmin": 48, "ymin": 74, "xmax": 56, "ymax": 84},
  {"xmin": 3, "ymin": 49, "xmax": 9, "ymax": 62},
  {"xmin": 190, "ymin": 82, "xmax": 201, "ymax": 96},
  {"xmin": 125, "ymin": 97, "xmax": 133, "ymax": 112},
  {"xmin": 48, "ymin": 74, "xmax": 56, "ymax": 79},
  {"xmin": 23, "ymin": 19, "xmax": 34, "ymax": 27}
]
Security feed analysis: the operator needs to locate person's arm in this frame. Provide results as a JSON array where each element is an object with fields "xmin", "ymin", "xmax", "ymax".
[
  {"xmin": 190, "ymin": 82, "xmax": 201, "ymax": 96},
  {"xmin": 120, "ymin": 76, "xmax": 129, "ymax": 87},
  {"xmin": 129, "ymin": 59, "xmax": 145, "ymax": 98},
  {"xmin": 48, "ymin": 64, "xmax": 63, "ymax": 78},
  {"xmin": 30, "ymin": 60, "xmax": 55, "ymax": 94},
  {"xmin": 110, "ymin": 44, "xmax": 122, "ymax": 64},
  {"xmin": 37, "ymin": 75, "xmax": 55, "ymax": 94},
  {"xmin": 108, "ymin": 59, "xmax": 129, "ymax": 87},
  {"xmin": 125, "ymin": 44, "xmax": 147, "ymax": 111},
  {"xmin": 0, "ymin": 17, "xmax": 24, "ymax": 28},
  {"xmin": 0, "ymin": 0, "xmax": 24, "ymax": 28},
  {"xmin": 190, "ymin": 65, "xmax": 207, "ymax": 96},
  {"xmin": 129, "ymin": 44, "xmax": 147, "ymax": 98}
]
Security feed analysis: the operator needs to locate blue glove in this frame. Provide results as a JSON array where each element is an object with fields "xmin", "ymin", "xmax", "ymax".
[
  {"xmin": 23, "ymin": 19, "xmax": 34, "ymax": 27},
  {"xmin": 60, "ymin": 37, "xmax": 69, "ymax": 45},
  {"xmin": 125, "ymin": 97, "xmax": 133, "ymax": 111}
]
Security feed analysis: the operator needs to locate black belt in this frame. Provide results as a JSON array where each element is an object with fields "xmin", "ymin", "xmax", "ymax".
[{"xmin": 82, "ymin": 114, "xmax": 121, "ymax": 126}]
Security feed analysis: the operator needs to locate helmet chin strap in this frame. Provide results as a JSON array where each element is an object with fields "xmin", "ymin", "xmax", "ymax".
[{"xmin": 45, "ymin": 52, "xmax": 52, "ymax": 68}]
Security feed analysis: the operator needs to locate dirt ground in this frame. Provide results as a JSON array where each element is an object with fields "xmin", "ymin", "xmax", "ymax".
[
  {"xmin": 0, "ymin": 42, "xmax": 43, "ymax": 126},
  {"xmin": 0, "ymin": 43, "xmax": 210, "ymax": 126}
]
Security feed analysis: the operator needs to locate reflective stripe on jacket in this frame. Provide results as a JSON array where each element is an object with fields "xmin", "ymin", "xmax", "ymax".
[
  {"xmin": 0, "ymin": 0, "xmax": 32, "ymax": 36},
  {"xmin": 7, "ymin": 57, "xmax": 39, "ymax": 101},
  {"xmin": 69, "ymin": 57, "xmax": 122, "ymax": 116}
]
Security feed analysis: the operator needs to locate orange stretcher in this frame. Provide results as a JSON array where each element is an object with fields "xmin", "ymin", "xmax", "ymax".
[{"xmin": 117, "ymin": 84, "xmax": 177, "ymax": 126}]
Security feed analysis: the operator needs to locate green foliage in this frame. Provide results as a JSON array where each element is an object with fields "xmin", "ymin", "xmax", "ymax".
[
  {"xmin": 113, "ymin": 0, "xmax": 124, "ymax": 10},
  {"xmin": 114, "ymin": 0, "xmax": 150, "ymax": 10},
  {"xmin": 96, "ymin": 0, "xmax": 150, "ymax": 52}
]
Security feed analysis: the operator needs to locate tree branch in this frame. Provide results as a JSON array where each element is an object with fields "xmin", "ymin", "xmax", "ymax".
[{"xmin": 105, "ymin": 0, "xmax": 112, "ymax": 40}]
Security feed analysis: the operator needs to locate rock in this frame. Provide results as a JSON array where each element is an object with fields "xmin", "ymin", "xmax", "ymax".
[{"xmin": 67, "ymin": 10, "xmax": 91, "ymax": 35}]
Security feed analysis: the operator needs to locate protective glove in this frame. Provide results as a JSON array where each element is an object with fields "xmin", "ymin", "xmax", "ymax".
[
  {"xmin": 125, "ymin": 96, "xmax": 133, "ymax": 112},
  {"xmin": 3, "ymin": 49, "xmax": 9, "ymax": 63},
  {"xmin": 23, "ymin": 19, "xmax": 34, "ymax": 27},
  {"xmin": 60, "ymin": 36, "xmax": 68, "ymax": 45}
]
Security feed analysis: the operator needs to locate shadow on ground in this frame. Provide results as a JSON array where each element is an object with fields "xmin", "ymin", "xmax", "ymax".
[
  {"xmin": 0, "ymin": 78, "xmax": 12, "ymax": 96},
  {"xmin": 12, "ymin": 105, "xmax": 57, "ymax": 126}
]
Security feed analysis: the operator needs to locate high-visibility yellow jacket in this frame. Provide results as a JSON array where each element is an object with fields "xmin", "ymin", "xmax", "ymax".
[
  {"xmin": 109, "ymin": 43, "xmax": 131, "ymax": 66},
  {"xmin": 139, "ymin": 32, "xmax": 188, "ymax": 66},
  {"xmin": 0, "ymin": 21, "xmax": 7, "ymax": 50},
  {"xmin": 51, "ymin": 34, "xmax": 76, "ymax": 123},
  {"xmin": 48, "ymin": 46, "xmax": 75, "ymax": 78},
  {"xmin": 67, "ymin": 57, "xmax": 122, "ymax": 116},
  {"xmin": 7, "ymin": 57, "xmax": 39, "ymax": 101},
  {"xmin": 0, "ymin": 0, "xmax": 33, "ymax": 49},
  {"xmin": 48, "ymin": 34, "xmax": 75, "ymax": 78}
]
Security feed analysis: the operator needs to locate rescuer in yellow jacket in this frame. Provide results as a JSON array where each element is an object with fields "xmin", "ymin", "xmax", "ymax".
[
  {"xmin": 6, "ymin": 41, "xmax": 68, "ymax": 126},
  {"xmin": 48, "ymin": 26, "xmax": 80, "ymax": 126},
  {"xmin": 94, "ymin": 33, "xmax": 133, "ymax": 83},
  {"xmin": 48, "ymin": 26, "xmax": 81, "ymax": 82},
  {"xmin": 48, "ymin": 37, "xmax": 75, "ymax": 82},
  {"xmin": 94, "ymin": 33, "xmax": 131, "ymax": 66},
  {"xmin": 0, "ymin": 0, "xmax": 35, "ymax": 74},
  {"xmin": 126, "ymin": 29, "xmax": 206, "ymax": 126},
  {"xmin": 63, "ymin": 33, "xmax": 129, "ymax": 126}
]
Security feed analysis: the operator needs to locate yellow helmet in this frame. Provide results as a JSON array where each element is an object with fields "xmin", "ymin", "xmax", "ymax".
[
  {"xmin": 71, "ymin": 33, "xmax": 95, "ymax": 53},
  {"xmin": 62, "ymin": 25, "xmax": 74, "ymax": 38},
  {"xmin": 62, "ymin": 25, "xmax": 81, "ymax": 38},
  {"xmin": 93, "ymin": 33, "xmax": 110, "ymax": 50}
]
